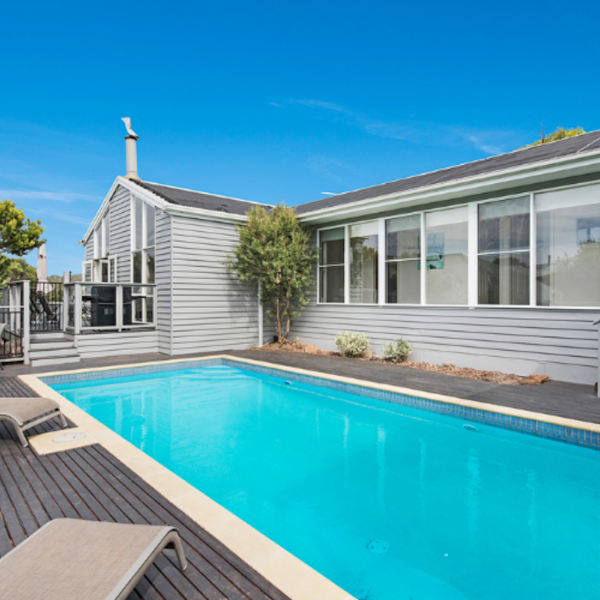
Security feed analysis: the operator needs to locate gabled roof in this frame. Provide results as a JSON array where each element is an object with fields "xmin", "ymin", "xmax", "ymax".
[
  {"xmin": 295, "ymin": 130, "xmax": 600, "ymax": 215},
  {"xmin": 132, "ymin": 180, "xmax": 267, "ymax": 216}
]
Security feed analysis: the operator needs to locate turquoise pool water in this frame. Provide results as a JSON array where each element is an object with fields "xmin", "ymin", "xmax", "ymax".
[{"xmin": 50, "ymin": 363, "xmax": 600, "ymax": 600}]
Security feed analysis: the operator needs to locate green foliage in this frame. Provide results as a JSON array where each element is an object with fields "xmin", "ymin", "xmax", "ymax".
[
  {"xmin": 46, "ymin": 275, "xmax": 64, "ymax": 302},
  {"xmin": 0, "ymin": 200, "xmax": 45, "ymax": 286},
  {"xmin": 1, "ymin": 258, "xmax": 37, "ymax": 283},
  {"xmin": 381, "ymin": 338, "xmax": 413, "ymax": 363},
  {"xmin": 335, "ymin": 331, "xmax": 370, "ymax": 358},
  {"xmin": 226, "ymin": 204, "xmax": 318, "ymax": 340},
  {"xmin": 525, "ymin": 126, "xmax": 586, "ymax": 148}
]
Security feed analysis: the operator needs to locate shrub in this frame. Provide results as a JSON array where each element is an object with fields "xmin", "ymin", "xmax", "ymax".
[
  {"xmin": 335, "ymin": 331, "xmax": 370, "ymax": 358},
  {"xmin": 381, "ymin": 338, "xmax": 413, "ymax": 363}
]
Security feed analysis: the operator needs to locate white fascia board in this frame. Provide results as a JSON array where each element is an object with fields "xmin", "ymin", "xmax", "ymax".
[
  {"xmin": 81, "ymin": 177, "xmax": 120, "ymax": 245},
  {"xmin": 81, "ymin": 177, "xmax": 248, "ymax": 244},
  {"xmin": 297, "ymin": 149, "xmax": 600, "ymax": 224},
  {"xmin": 162, "ymin": 204, "xmax": 248, "ymax": 224},
  {"xmin": 81, "ymin": 176, "xmax": 170, "ymax": 244}
]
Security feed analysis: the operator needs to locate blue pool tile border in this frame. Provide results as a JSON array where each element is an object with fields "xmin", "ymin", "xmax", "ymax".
[{"xmin": 41, "ymin": 357, "xmax": 600, "ymax": 451}]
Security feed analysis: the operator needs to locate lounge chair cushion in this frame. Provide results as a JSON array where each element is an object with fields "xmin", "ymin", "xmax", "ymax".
[
  {"xmin": 0, "ymin": 519, "xmax": 184, "ymax": 600},
  {"xmin": 0, "ymin": 397, "xmax": 61, "ymax": 426}
]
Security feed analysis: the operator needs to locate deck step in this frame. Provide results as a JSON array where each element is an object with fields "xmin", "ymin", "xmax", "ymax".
[
  {"xmin": 30, "ymin": 355, "xmax": 81, "ymax": 368},
  {"xmin": 30, "ymin": 341, "xmax": 76, "ymax": 351},
  {"xmin": 30, "ymin": 332, "xmax": 71, "ymax": 342},
  {"xmin": 29, "ymin": 347, "xmax": 79, "ymax": 360}
]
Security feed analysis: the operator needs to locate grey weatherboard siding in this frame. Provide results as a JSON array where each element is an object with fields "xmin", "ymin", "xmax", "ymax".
[
  {"xmin": 289, "ymin": 301, "xmax": 599, "ymax": 385},
  {"xmin": 169, "ymin": 214, "xmax": 262, "ymax": 355}
]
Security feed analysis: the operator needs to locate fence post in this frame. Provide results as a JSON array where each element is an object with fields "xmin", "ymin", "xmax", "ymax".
[
  {"xmin": 116, "ymin": 285, "xmax": 123, "ymax": 331},
  {"xmin": 23, "ymin": 281, "xmax": 30, "ymax": 365},
  {"xmin": 63, "ymin": 285, "xmax": 70, "ymax": 332},
  {"xmin": 74, "ymin": 283, "xmax": 82, "ymax": 335}
]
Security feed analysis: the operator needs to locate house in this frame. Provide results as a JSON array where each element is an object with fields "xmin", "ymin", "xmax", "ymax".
[{"xmin": 76, "ymin": 124, "xmax": 600, "ymax": 385}]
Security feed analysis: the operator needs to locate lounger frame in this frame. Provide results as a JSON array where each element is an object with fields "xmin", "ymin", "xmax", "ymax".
[
  {"xmin": 0, "ymin": 519, "xmax": 187, "ymax": 600},
  {"xmin": 0, "ymin": 404, "xmax": 67, "ymax": 447}
]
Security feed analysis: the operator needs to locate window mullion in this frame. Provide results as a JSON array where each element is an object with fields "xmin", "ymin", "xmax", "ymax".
[
  {"xmin": 420, "ymin": 212, "xmax": 426, "ymax": 305},
  {"xmin": 378, "ymin": 218, "xmax": 386, "ymax": 305},
  {"xmin": 529, "ymin": 192, "xmax": 536, "ymax": 307},
  {"xmin": 468, "ymin": 203, "xmax": 478, "ymax": 306},
  {"xmin": 344, "ymin": 224, "xmax": 350, "ymax": 304},
  {"xmin": 316, "ymin": 229, "xmax": 320, "ymax": 303}
]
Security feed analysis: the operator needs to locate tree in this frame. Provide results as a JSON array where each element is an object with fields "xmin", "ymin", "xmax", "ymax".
[
  {"xmin": 525, "ymin": 126, "xmax": 586, "ymax": 148},
  {"xmin": 4, "ymin": 258, "xmax": 37, "ymax": 282},
  {"xmin": 0, "ymin": 200, "xmax": 45, "ymax": 286},
  {"xmin": 226, "ymin": 204, "xmax": 318, "ymax": 341}
]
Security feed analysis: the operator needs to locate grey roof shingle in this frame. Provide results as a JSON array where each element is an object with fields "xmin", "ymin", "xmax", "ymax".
[
  {"xmin": 133, "ymin": 180, "xmax": 265, "ymax": 216},
  {"xmin": 294, "ymin": 130, "xmax": 600, "ymax": 215}
]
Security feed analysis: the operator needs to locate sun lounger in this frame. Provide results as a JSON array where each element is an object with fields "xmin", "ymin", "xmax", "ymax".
[
  {"xmin": 0, "ymin": 396, "xmax": 67, "ymax": 446},
  {"xmin": 0, "ymin": 518, "xmax": 187, "ymax": 600}
]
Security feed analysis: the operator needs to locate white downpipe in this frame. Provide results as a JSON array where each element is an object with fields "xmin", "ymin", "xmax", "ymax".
[{"xmin": 258, "ymin": 281, "xmax": 263, "ymax": 347}]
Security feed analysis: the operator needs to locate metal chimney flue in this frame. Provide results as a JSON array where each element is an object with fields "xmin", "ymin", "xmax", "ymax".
[{"xmin": 121, "ymin": 117, "xmax": 140, "ymax": 180}]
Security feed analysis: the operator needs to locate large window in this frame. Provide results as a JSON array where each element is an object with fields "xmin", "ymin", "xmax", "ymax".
[
  {"xmin": 386, "ymin": 215, "xmax": 420, "ymax": 304},
  {"xmin": 478, "ymin": 197, "xmax": 530, "ymax": 305},
  {"xmin": 350, "ymin": 222, "xmax": 378, "ymax": 304},
  {"xmin": 86, "ymin": 211, "xmax": 113, "ymax": 282},
  {"xmin": 317, "ymin": 182, "xmax": 600, "ymax": 308},
  {"xmin": 536, "ymin": 184, "xmax": 600, "ymax": 307},
  {"xmin": 319, "ymin": 228, "xmax": 345, "ymax": 303},
  {"xmin": 102, "ymin": 212, "xmax": 110, "ymax": 257},
  {"xmin": 425, "ymin": 207, "xmax": 468, "ymax": 305},
  {"xmin": 131, "ymin": 197, "xmax": 156, "ymax": 323}
]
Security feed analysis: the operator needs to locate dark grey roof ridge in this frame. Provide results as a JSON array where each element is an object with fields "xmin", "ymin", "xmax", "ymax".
[
  {"xmin": 131, "ymin": 179, "xmax": 269, "ymax": 217},
  {"xmin": 135, "ymin": 179, "xmax": 271, "ymax": 206}
]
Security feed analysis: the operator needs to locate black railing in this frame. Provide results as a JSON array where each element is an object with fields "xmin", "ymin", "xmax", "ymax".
[
  {"xmin": 0, "ymin": 287, "xmax": 25, "ymax": 360},
  {"xmin": 30, "ymin": 281, "xmax": 64, "ymax": 333}
]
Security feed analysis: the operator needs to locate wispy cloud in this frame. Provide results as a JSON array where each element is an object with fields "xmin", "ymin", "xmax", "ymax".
[
  {"xmin": 306, "ymin": 155, "xmax": 355, "ymax": 185},
  {"xmin": 53, "ymin": 213, "xmax": 93, "ymax": 227},
  {"xmin": 277, "ymin": 99, "xmax": 517, "ymax": 156},
  {"xmin": 0, "ymin": 189, "xmax": 99, "ymax": 204}
]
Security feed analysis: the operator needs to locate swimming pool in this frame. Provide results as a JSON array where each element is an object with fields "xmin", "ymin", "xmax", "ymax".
[{"xmin": 47, "ymin": 360, "xmax": 600, "ymax": 600}]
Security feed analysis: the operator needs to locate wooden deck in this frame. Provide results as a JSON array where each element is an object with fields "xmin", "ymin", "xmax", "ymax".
[{"xmin": 0, "ymin": 377, "xmax": 290, "ymax": 600}]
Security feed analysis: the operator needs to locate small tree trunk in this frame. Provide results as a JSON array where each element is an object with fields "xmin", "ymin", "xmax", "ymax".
[
  {"xmin": 276, "ymin": 297, "xmax": 283, "ymax": 340},
  {"xmin": 284, "ymin": 299, "xmax": 291, "ymax": 339}
]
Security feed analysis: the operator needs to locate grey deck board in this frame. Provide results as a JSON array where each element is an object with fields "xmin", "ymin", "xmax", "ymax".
[
  {"xmin": 231, "ymin": 350, "xmax": 600, "ymax": 425},
  {"xmin": 77, "ymin": 448, "xmax": 266, "ymax": 600},
  {"xmin": 0, "ymin": 386, "xmax": 291, "ymax": 600}
]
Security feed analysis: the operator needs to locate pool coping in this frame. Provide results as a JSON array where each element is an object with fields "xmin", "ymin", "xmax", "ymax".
[{"xmin": 19, "ymin": 353, "xmax": 600, "ymax": 600}]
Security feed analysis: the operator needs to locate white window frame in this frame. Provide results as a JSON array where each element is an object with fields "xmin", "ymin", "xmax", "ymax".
[
  {"xmin": 348, "ymin": 220, "xmax": 380, "ymax": 305},
  {"xmin": 82, "ymin": 260, "xmax": 93, "ymax": 283},
  {"xmin": 108, "ymin": 256, "xmax": 118, "ymax": 283},
  {"xmin": 101, "ymin": 212, "xmax": 110, "ymax": 258},
  {"xmin": 130, "ymin": 194, "xmax": 156, "ymax": 323},
  {"xmin": 316, "ymin": 227, "xmax": 346, "ymax": 305},
  {"xmin": 315, "ymin": 179, "xmax": 600, "ymax": 310},
  {"xmin": 383, "ymin": 211, "xmax": 423, "ymax": 306}
]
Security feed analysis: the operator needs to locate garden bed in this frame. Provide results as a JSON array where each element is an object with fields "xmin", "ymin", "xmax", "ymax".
[{"xmin": 248, "ymin": 339, "xmax": 549, "ymax": 386}]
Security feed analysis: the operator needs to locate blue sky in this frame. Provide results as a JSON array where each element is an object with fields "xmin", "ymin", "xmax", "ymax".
[{"xmin": 1, "ymin": 0, "xmax": 599, "ymax": 275}]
